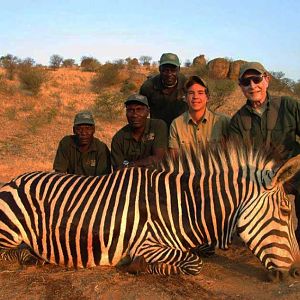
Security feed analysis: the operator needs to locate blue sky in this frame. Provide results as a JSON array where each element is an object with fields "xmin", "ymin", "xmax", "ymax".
[{"xmin": 1, "ymin": 0, "xmax": 299, "ymax": 80}]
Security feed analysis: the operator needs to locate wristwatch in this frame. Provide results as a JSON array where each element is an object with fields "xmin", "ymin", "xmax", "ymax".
[{"xmin": 123, "ymin": 160, "xmax": 130, "ymax": 167}]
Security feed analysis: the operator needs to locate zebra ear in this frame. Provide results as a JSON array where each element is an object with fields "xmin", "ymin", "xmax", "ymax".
[{"xmin": 271, "ymin": 154, "xmax": 300, "ymax": 187}]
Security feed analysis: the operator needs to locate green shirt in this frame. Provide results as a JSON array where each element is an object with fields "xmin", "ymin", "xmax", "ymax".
[
  {"xmin": 140, "ymin": 73, "xmax": 188, "ymax": 128},
  {"xmin": 111, "ymin": 119, "xmax": 168, "ymax": 169},
  {"xmin": 53, "ymin": 135, "xmax": 111, "ymax": 176},
  {"xmin": 229, "ymin": 95, "xmax": 300, "ymax": 157},
  {"xmin": 169, "ymin": 109, "xmax": 230, "ymax": 153}
]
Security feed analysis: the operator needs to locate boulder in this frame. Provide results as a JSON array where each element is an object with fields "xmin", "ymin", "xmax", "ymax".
[
  {"xmin": 228, "ymin": 60, "xmax": 247, "ymax": 80},
  {"xmin": 192, "ymin": 54, "xmax": 206, "ymax": 67},
  {"xmin": 208, "ymin": 58, "xmax": 230, "ymax": 79}
]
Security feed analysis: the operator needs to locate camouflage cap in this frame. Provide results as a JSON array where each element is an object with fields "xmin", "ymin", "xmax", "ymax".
[
  {"xmin": 159, "ymin": 53, "xmax": 180, "ymax": 67},
  {"xmin": 239, "ymin": 62, "xmax": 267, "ymax": 79},
  {"xmin": 74, "ymin": 110, "xmax": 95, "ymax": 126},
  {"xmin": 124, "ymin": 94, "xmax": 149, "ymax": 107}
]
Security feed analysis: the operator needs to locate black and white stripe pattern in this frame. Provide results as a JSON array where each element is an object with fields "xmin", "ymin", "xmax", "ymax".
[{"xmin": 0, "ymin": 143, "xmax": 299, "ymax": 275}]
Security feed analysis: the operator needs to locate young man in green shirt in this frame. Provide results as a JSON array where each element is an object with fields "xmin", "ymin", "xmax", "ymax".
[
  {"xmin": 230, "ymin": 62, "xmax": 300, "ymax": 243},
  {"xmin": 111, "ymin": 94, "xmax": 168, "ymax": 169},
  {"xmin": 53, "ymin": 111, "xmax": 111, "ymax": 176}
]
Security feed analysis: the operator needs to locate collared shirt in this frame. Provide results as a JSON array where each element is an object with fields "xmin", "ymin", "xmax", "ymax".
[
  {"xmin": 229, "ymin": 95, "xmax": 300, "ymax": 156},
  {"xmin": 53, "ymin": 135, "xmax": 111, "ymax": 176},
  {"xmin": 169, "ymin": 109, "xmax": 230, "ymax": 152},
  {"xmin": 140, "ymin": 73, "xmax": 188, "ymax": 128},
  {"xmin": 111, "ymin": 118, "xmax": 168, "ymax": 169}
]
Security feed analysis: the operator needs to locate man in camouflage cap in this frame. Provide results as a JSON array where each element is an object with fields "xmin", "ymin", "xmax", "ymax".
[
  {"xmin": 140, "ymin": 52, "xmax": 187, "ymax": 129},
  {"xmin": 111, "ymin": 94, "xmax": 168, "ymax": 169},
  {"xmin": 229, "ymin": 61, "xmax": 300, "ymax": 243},
  {"xmin": 53, "ymin": 110, "xmax": 111, "ymax": 176}
]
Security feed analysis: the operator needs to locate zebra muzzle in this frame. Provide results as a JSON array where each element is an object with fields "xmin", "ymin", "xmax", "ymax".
[{"xmin": 289, "ymin": 263, "xmax": 300, "ymax": 278}]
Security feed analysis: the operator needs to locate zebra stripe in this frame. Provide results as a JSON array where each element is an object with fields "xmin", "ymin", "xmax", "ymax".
[{"xmin": 0, "ymin": 143, "xmax": 299, "ymax": 276}]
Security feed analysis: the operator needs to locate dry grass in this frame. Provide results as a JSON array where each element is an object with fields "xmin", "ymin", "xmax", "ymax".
[{"xmin": 0, "ymin": 65, "xmax": 244, "ymax": 182}]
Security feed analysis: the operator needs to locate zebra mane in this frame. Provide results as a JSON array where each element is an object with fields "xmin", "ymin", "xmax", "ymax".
[{"xmin": 157, "ymin": 140, "xmax": 285, "ymax": 175}]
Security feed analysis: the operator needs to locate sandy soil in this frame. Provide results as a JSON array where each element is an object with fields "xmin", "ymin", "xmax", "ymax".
[{"xmin": 0, "ymin": 237, "xmax": 299, "ymax": 300}]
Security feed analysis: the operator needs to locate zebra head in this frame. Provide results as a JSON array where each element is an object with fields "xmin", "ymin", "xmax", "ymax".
[{"xmin": 237, "ymin": 154, "xmax": 300, "ymax": 281}]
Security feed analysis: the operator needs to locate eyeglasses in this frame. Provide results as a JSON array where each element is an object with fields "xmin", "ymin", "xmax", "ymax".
[{"xmin": 239, "ymin": 75, "xmax": 265, "ymax": 87}]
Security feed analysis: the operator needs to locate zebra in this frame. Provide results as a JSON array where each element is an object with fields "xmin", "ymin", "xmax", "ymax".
[{"xmin": 0, "ymin": 142, "xmax": 299, "ymax": 280}]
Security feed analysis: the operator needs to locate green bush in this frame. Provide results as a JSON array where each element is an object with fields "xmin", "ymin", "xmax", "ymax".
[
  {"xmin": 4, "ymin": 107, "xmax": 17, "ymax": 120},
  {"xmin": 27, "ymin": 107, "xmax": 58, "ymax": 133},
  {"xmin": 80, "ymin": 56, "xmax": 101, "ymax": 72},
  {"xmin": 120, "ymin": 81, "xmax": 137, "ymax": 96},
  {"xmin": 91, "ymin": 63, "xmax": 122, "ymax": 93},
  {"xmin": 92, "ymin": 92, "xmax": 124, "ymax": 120},
  {"xmin": 19, "ymin": 67, "xmax": 48, "ymax": 95},
  {"xmin": 0, "ymin": 75, "xmax": 18, "ymax": 95},
  {"xmin": 0, "ymin": 54, "xmax": 19, "ymax": 80},
  {"xmin": 207, "ymin": 79, "xmax": 237, "ymax": 110}
]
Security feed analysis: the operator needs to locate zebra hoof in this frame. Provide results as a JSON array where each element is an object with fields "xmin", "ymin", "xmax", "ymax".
[{"xmin": 119, "ymin": 256, "xmax": 148, "ymax": 275}]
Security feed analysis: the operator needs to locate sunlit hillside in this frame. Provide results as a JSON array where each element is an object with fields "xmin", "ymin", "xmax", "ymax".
[{"xmin": 0, "ymin": 65, "xmax": 274, "ymax": 182}]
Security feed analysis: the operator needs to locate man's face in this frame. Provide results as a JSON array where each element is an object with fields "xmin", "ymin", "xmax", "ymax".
[
  {"xmin": 73, "ymin": 124, "xmax": 95, "ymax": 146},
  {"xmin": 239, "ymin": 70, "xmax": 270, "ymax": 103},
  {"xmin": 160, "ymin": 64, "xmax": 179, "ymax": 87},
  {"xmin": 186, "ymin": 83, "xmax": 208, "ymax": 113},
  {"xmin": 126, "ymin": 103, "xmax": 149, "ymax": 129}
]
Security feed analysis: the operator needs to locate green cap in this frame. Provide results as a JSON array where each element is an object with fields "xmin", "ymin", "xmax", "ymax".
[
  {"xmin": 74, "ymin": 111, "xmax": 95, "ymax": 126},
  {"xmin": 239, "ymin": 62, "xmax": 267, "ymax": 79},
  {"xmin": 124, "ymin": 94, "xmax": 149, "ymax": 107},
  {"xmin": 159, "ymin": 53, "xmax": 180, "ymax": 67}
]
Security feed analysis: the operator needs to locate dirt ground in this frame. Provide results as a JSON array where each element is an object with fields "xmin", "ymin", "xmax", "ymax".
[{"xmin": 0, "ymin": 237, "xmax": 299, "ymax": 300}]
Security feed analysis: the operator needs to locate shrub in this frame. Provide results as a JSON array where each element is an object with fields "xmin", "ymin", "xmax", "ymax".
[
  {"xmin": 0, "ymin": 75, "xmax": 18, "ymax": 95},
  {"xmin": 62, "ymin": 58, "xmax": 76, "ymax": 68},
  {"xmin": 4, "ymin": 107, "xmax": 17, "ymax": 120},
  {"xmin": 92, "ymin": 92, "xmax": 124, "ymax": 120},
  {"xmin": 0, "ymin": 54, "xmax": 19, "ymax": 80},
  {"xmin": 80, "ymin": 56, "xmax": 101, "ymax": 72},
  {"xmin": 293, "ymin": 80, "xmax": 300, "ymax": 99},
  {"xmin": 91, "ymin": 63, "xmax": 122, "ymax": 93},
  {"xmin": 120, "ymin": 80, "xmax": 137, "ymax": 96},
  {"xmin": 27, "ymin": 107, "xmax": 58, "ymax": 133},
  {"xmin": 19, "ymin": 67, "xmax": 48, "ymax": 95},
  {"xmin": 207, "ymin": 79, "xmax": 237, "ymax": 110}
]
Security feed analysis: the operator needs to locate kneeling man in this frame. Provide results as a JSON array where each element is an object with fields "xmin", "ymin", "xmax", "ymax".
[{"xmin": 111, "ymin": 94, "xmax": 168, "ymax": 169}]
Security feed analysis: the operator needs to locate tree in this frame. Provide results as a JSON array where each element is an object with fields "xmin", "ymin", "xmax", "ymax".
[
  {"xmin": 18, "ymin": 57, "xmax": 36, "ymax": 71},
  {"xmin": 139, "ymin": 55, "xmax": 152, "ymax": 66},
  {"xmin": 49, "ymin": 54, "xmax": 64, "ymax": 70},
  {"xmin": 80, "ymin": 56, "xmax": 101, "ymax": 72},
  {"xmin": 0, "ymin": 54, "xmax": 20, "ymax": 80},
  {"xmin": 125, "ymin": 57, "xmax": 139, "ymax": 69},
  {"xmin": 62, "ymin": 58, "xmax": 76, "ymax": 68}
]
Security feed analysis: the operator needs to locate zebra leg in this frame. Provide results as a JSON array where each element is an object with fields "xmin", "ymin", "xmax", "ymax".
[
  {"xmin": 0, "ymin": 245, "xmax": 43, "ymax": 266},
  {"xmin": 146, "ymin": 249, "xmax": 203, "ymax": 275},
  {"xmin": 122, "ymin": 246, "xmax": 203, "ymax": 275}
]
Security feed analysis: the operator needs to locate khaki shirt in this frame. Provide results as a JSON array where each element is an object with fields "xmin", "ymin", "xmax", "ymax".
[
  {"xmin": 53, "ymin": 135, "xmax": 111, "ymax": 176},
  {"xmin": 111, "ymin": 119, "xmax": 168, "ymax": 169},
  {"xmin": 169, "ymin": 109, "xmax": 230, "ymax": 152}
]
